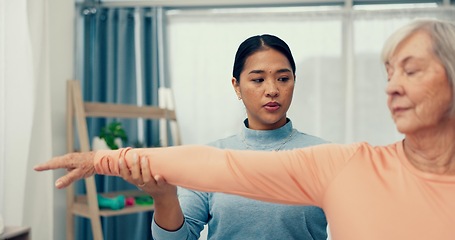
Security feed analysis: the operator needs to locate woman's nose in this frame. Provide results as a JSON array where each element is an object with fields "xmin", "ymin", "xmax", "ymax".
[
  {"xmin": 385, "ymin": 73, "xmax": 405, "ymax": 96},
  {"xmin": 265, "ymin": 81, "xmax": 279, "ymax": 97}
]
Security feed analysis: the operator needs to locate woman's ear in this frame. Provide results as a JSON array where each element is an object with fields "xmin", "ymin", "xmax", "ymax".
[{"xmin": 232, "ymin": 77, "xmax": 241, "ymax": 100}]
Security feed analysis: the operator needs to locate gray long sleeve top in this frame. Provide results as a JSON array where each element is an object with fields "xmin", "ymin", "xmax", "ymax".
[{"xmin": 151, "ymin": 119, "xmax": 328, "ymax": 240}]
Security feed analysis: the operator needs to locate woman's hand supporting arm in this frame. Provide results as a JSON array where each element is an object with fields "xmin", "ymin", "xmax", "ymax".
[{"xmin": 118, "ymin": 153, "xmax": 184, "ymax": 231}]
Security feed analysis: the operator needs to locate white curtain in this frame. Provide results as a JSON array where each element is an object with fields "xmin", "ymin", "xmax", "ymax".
[
  {"xmin": 0, "ymin": 0, "xmax": 5, "ymax": 220},
  {"xmin": 0, "ymin": 0, "xmax": 54, "ymax": 239}
]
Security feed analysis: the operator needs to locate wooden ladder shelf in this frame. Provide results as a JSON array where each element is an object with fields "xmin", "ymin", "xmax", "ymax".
[{"xmin": 66, "ymin": 80, "xmax": 180, "ymax": 240}]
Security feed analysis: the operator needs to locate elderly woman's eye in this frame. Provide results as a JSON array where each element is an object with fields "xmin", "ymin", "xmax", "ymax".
[{"xmin": 405, "ymin": 69, "xmax": 418, "ymax": 76}]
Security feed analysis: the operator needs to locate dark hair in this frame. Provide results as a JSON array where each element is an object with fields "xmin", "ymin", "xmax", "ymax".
[{"xmin": 232, "ymin": 34, "xmax": 296, "ymax": 82}]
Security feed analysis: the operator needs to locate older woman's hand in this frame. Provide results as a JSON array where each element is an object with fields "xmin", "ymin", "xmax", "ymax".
[
  {"xmin": 119, "ymin": 153, "xmax": 177, "ymax": 198},
  {"xmin": 34, "ymin": 151, "xmax": 96, "ymax": 189}
]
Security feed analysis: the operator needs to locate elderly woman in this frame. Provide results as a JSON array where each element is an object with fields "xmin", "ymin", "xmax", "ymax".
[{"xmin": 36, "ymin": 19, "xmax": 455, "ymax": 240}]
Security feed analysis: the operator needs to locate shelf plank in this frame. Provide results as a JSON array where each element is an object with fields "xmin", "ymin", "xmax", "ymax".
[
  {"xmin": 72, "ymin": 202, "xmax": 154, "ymax": 217},
  {"xmin": 71, "ymin": 190, "xmax": 155, "ymax": 217},
  {"xmin": 84, "ymin": 102, "xmax": 177, "ymax": 120},
  {"xmin": 0, "ymin": 226, "xmax": 31, "ymax": 240}
]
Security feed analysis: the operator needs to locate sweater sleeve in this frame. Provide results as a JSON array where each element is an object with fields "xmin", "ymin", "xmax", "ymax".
[
  {"xmin": 151, "ymin": 187, "xmax": 209, "ymax": 240},
  {"xmin": 94, "ymin": 143, "xmax": 360, "ymax": 206}
]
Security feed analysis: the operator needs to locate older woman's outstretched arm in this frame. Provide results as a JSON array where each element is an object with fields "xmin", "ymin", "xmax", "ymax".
[{"xmin": 35, "ymin": 143, "xmax": 356, "ymax": 206}]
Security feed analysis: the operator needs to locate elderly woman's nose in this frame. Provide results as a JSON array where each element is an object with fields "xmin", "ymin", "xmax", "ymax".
[{"xmin": 386, "ymin": 73, "xmax": 405, "ymax": 96}]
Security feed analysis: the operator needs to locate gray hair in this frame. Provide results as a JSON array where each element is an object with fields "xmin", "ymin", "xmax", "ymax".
[{"xmin": 381, "ymin": 19, "xmax": 455, "ymax": 115}]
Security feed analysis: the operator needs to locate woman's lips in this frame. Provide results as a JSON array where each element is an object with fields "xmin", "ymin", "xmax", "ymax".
[
  {"xmin": 392, "ymin": 107, "xmax": 409, "ymax": 115},
  {"xmin": 264, "ymin": 102, "xmax": 280, "ymax": 111}
]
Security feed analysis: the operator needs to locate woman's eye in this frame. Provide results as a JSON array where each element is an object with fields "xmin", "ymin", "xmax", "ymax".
[
  {"xmin": 405, "ymin": 69, "xmax": 418, "ymax": 76},
  {"xmin": 252, "ymin": 78, "xmax": 264, "ymax": 83},
  {"xmin": 278, "ymin": 77, "xmax": 290, "ymax": 82},
  {"xmin": 403, "ymin": 64, "xmax": 420, "ymax": 76}
]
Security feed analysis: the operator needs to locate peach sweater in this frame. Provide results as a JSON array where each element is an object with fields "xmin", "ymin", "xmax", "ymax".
[{"xmin": 94, "ymin": 141, "xmax": 455, "ymax": 240}]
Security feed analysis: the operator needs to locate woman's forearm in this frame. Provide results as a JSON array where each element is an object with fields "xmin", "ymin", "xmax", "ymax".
[{"xmin": 153, "ymin": 195, "xmax": 184, "ymax": 231}]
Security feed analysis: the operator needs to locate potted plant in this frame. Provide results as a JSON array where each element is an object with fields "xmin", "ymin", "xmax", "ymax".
[{"xmin": 92, "ymin": 121, "xmax": 128, "ymax": 150}]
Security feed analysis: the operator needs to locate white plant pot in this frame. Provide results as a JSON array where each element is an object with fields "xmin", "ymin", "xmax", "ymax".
[{"xmin": 92, "ymin": 137, "xmax": 122, "ymax": 150}]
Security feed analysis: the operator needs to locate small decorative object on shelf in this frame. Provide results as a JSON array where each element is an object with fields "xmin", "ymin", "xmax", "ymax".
[
  {"xmin": 135, "ymin": 196, "xmax": 154, "ymax": 206},
  {"xmin": 97, "ymin": 194, "xmax": 126, "ymax": 210},
  {"xmin": 94, "ymin": 121, "xmax": 128, "ymax": 150},
  {"xmin": 97, "ymin": 194, "xmax": 135, "ymax": 210}
]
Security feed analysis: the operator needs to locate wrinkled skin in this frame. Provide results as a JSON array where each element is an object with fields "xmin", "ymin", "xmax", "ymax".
[{"xmin": 34, "ymin": 151, "xmax": 96, "ymax": 189}]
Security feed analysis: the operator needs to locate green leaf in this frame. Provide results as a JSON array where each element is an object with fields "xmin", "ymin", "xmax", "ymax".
[{"xmin": 98, "ymin": 120, "xmax": 128, "ymax": 150}]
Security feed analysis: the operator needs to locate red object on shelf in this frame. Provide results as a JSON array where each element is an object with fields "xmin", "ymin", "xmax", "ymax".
[{"xmin": 125, "ymin": 197, "xmax": 135, "ymax": 206}]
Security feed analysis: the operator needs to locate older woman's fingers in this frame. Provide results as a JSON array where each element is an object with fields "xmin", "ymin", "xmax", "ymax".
[
  {"xmin": 34, "ymin": 155, "xmax": 72, "ymax": 171},
  {"xmin": 55, "ymin": 169, "xmax": 86, "ymax": 189},
  {"xmin": 34, "ymin": 152, "xmax": 95, "ymax": 171},
  {"xmin": 140, "ymin": 156, "xmax": 152, "ymax": 183}
]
